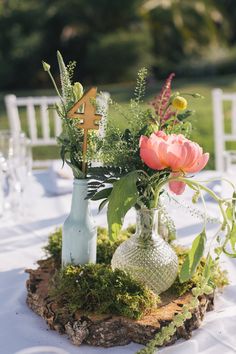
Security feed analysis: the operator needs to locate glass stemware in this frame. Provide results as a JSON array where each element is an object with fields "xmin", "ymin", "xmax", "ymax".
[
  {"xmin": 0, "ymin": 130, "xmax": 12, "ymax": 171},
  {"xmin": 0, "ymin": 130, "xmax": 32, "ymax": 218},
  {"xmin": 0, "ymin": 130, "xmax": 13, "ymax": 215}
]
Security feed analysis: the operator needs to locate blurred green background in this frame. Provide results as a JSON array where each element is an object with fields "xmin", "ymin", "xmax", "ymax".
[{"xmin": 1, "ymin": 0, "xmax": 236, "ymax": 168}]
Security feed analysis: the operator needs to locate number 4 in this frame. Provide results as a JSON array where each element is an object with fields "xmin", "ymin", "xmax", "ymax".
[{"xmin": 67, "ymin": 87, "xmax": 102, "ymax": 130}]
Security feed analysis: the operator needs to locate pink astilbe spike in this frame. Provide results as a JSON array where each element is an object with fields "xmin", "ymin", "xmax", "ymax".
[{"xmin": 150, "ymin": 73, "xmax": 175, "ymax": 122}]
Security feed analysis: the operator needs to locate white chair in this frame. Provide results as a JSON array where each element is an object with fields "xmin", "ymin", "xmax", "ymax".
[
  {"xmin": 212, "ymin": 88, "xmax": 236, "ymax": 171},
  {"xmin": 4, "ymin": 94, "xmax": 61, "ymax": 167}
]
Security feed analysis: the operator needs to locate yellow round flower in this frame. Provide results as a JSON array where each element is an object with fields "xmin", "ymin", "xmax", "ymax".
[{"xmin": 172, "ymin": 96, "xmax": 187, "ymax": 111}]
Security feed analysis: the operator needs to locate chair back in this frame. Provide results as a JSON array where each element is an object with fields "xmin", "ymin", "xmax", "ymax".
[
  {"xmin": 4, "ymin": 94, "xmax": 62, "ymax": 147},
  {"xmin": 212, "ymin": 88, "xmax": 236, "ymax": 171}
]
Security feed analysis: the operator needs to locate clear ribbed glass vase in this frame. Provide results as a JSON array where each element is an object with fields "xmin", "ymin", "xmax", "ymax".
[{"xmin": 111, "ymin": 208, "xmax": 178, "ymax": 294}]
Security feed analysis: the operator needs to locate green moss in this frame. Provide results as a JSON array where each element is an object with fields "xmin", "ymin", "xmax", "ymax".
[
  {"xmin": 44, "ymin": 225, "xmax": 135, "ymax": 265},
  {"xmin": 45, "ymin": 226, "xmax": 228, "ymax": 320},
  {"xmin": 50, "ymin": 263, "xmax": 159, "ymax": 320},
  {"xmin": 44, "ymin": 227, "xmax": 62, "ymax": 262},
  {"xmin": 97, "ymin": 226, "xmax": 135, "ymax": 264}
]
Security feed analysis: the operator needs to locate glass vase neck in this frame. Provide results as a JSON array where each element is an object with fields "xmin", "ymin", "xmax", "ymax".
[
  {"xmin": 136, "ymin": 208, "xmax": 160, "ymax": 242},
  {"xmin": 70, "ymin": 179, "xmax": 89, "ymax": 220}
]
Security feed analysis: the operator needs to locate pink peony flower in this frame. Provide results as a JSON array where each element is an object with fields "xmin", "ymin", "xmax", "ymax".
[{"xmin": 139, "ymin": 131, "xmax": 209, "ymax": 195}]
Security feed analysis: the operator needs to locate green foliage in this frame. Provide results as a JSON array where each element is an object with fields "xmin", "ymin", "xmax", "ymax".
[
  {"xmin": 107, "ymin": 172, "xmax": 138, "ymax": 240},
  {"xmin": 44, "ymin": 228, "xmax": 62, "ymax": 263},
  {"xmin": 50, "ymin": 263, "xmax": 159, "ymax": 320},
  {"xmin": 92, "ymin": 70, "xmax": 204, "ymax": 239},
  {"xmin": 57, "ymin": 51, "xmax": 73, "ymax": 106},
  {"xmin": 179, "ymin": 230, "xmax": 206, "ymax": 283},
  {"xmin": 87, "ymin": 29, "xmax": 153, "ymax": 83},
  {"xmin": 137, "ymin": 251, "xmax": 228, "ymax": 354},
  {"xmin": 2, "ymin": 0, "xmax": 236, "ymax": 91},
  {"xmin": 0, "ymin": 0, "xmax": 151, "ymax": 90},
  {"xmin": 146, "ymin": 1, "xmax": 228, "ymax": 79},
  {"xmin": 99, "ymin": 68, "xmax": 152, "ymax": 172},
  {"xmin": 56, "ymin": 126, "xmax": 85, "ymax": 179},
  {"xmin": 44, "ymin": 52, "xmax": 101, "ymax": 179},
  {"xmin": 170, "ymin": 246, "xmax": 229, "ymax": 296}
]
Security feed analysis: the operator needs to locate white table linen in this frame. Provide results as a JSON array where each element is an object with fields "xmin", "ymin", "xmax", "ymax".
[{"xmin": 0, "ymin": 170, "xmax": 236, "ymax": 354}]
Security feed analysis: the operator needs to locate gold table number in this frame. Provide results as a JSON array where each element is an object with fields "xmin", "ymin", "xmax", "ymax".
[{"xmin": 67, "ymin": 87, "xmax": 102, "ymax": 175}]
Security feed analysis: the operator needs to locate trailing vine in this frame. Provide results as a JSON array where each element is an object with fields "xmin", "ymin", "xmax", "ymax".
[{"xmin": 136, "ymin": 256, "xmax": 214, "ymax": 354}]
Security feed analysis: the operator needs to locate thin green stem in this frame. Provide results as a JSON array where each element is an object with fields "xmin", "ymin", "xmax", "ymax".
[
  {"xmin": 199, "ymin": 188, "xmax": 207, "ymax": 230},
  {"xmin": 152, "ymin": 188, "xmax": 160, "ymax": 209},
  {"xmin": 47, "ymin": 70, "xmax": 64, "ymax": 104},
  {"xmin": 154, "ymin": 175, "xmax": 230, "ymax": 232},
  {"xmin": 169, "ymin": 177, "xmax": 221, "ymax": 203}
]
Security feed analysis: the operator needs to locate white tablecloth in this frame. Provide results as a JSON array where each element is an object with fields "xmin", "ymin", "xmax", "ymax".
[{"xmin": 0, "ymin": 171, "xmax": 236, "ymax": 354}]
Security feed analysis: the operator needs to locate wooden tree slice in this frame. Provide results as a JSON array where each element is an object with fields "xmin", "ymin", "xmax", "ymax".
[{"xmin": 26, "ymin": 258, "xmax": 214, "ymax": 348}]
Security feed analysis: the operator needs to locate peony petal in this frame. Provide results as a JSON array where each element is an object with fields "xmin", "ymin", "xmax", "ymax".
[
  {"xmin": 139, "ymin": 135, "xmax": 149, "ymax": 148},
  {"xmin": 140, "ymin": 133, "xmax": 169, "ymax": 169},
  {"xmin": 153, "ymin": 131, "xmax": 168, "ymax": 141},
  {"xmin": 182, "ymin": 141, "xmax": 200, "ymax": 170},
  {"xmin": 166, "ymin": 143, "xmax": 187, "ymax": 171},
  {"xmin": 185, "ymin": 152, "xmax": 209, "ymax": 173},
  {"xmin": 140, "ymin": 147, "xmax": 166, "ymax": 170},
  {"xmin": 140, "ymin": 137, "xmax": 165, "ymax": 169},
  {"xmin": 169, "ymin": 180, "xmax": 186, "ymax": 195},
  {"xmin": 155, "ymin": 140, "xmax": 169, "ymax": 166}
]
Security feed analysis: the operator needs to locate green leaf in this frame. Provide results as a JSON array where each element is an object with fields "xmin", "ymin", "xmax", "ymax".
[
  {"xmin": 177, "ymin": 109, "xmax": 194, "ymax": 121},
  {"xmin": 60, "ymin": 144, "xmax": 69, "ymax": 167},
  {"xmin": 137, "ymin": 123, "xmax": 159, "ymax": 138},
  {"xmin": 99, "ymin": 199, "xmax": 109, "ymax": 212},
  {"xmin": 230, "ymin": 223, "xmax": 236, "ymax": 252},
  {"xmin": 214, "ymin": 246, "xmax": 223, "ymax": 258},
  {"xmin": 91, "ymin": 187, "xmax": 113, "ymax": 201},
  {"xmin": 226, "ymin": 205, "xmax": 233, "ymax": 220},
  {"xmin": 179, "ymin": 230, "xmax": 206, "ymax": 283},
  {"xmin": 65, "ymin": 160, "xmax": 84, "ymax": 179},
  {"xmin": 203, "ymin": 255, "xmax": 214, "ymax": 283},
  {"xmin": 107, "ymin": 171, "xmax": 138, "ymax": 240},
  {"xmin": 191, "ymin": 93, "xmax": 204, "ymax": 99}
]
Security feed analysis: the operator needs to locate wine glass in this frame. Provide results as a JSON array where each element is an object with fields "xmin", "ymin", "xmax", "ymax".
[
  {"xmin": 0, "ymin": 130, "xmax": 15, "ymax": 215},
  {"xmin": 0, "ymin": 130, "xmax": 32, "ymax": 217},
  {"xmin": 0, "ymin": 130, "xmax": 13, "ymax": 168},
  {"xmin": 8, "ymin": 134, "xmax": 32, "ymax": 215}
]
